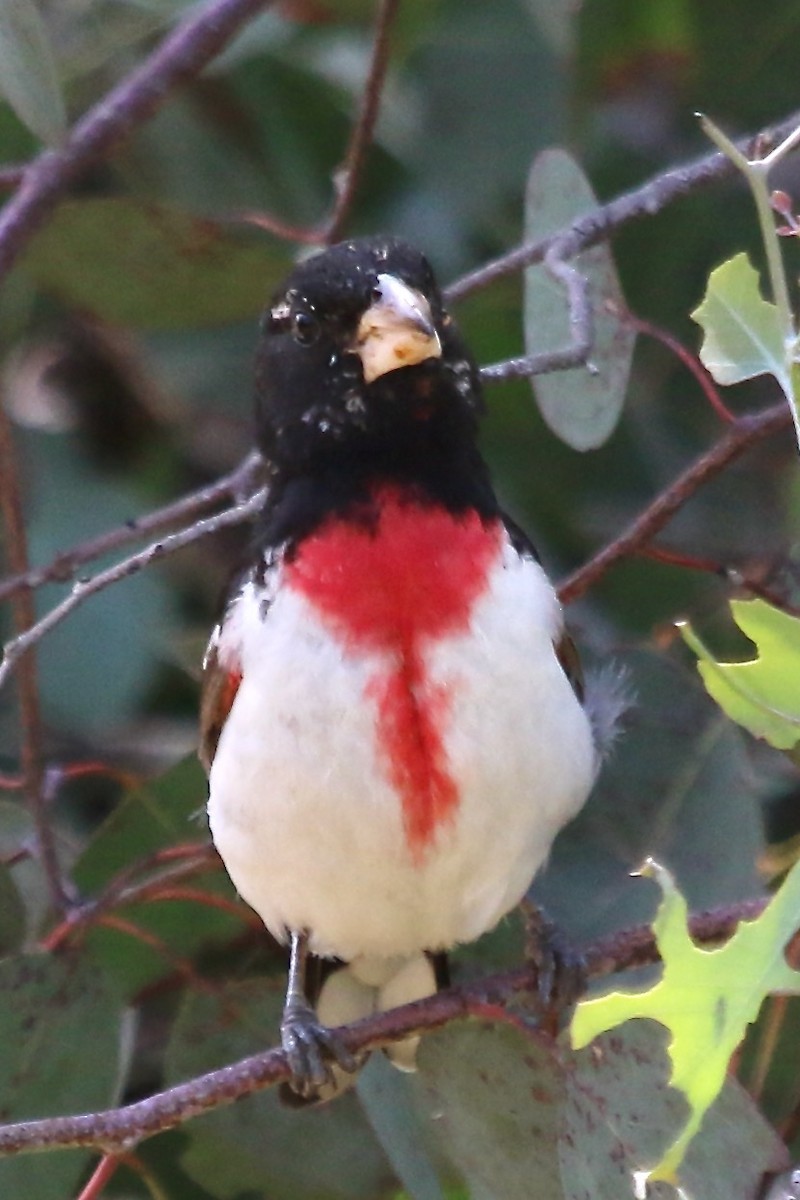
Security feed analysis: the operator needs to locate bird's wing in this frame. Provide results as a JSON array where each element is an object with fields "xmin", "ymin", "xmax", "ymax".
[
  {"xmin": 501, "ymin": 511, "xmax": 585, "ymax": 704},
  {"xmin": 198, "ymin": 635, "xmax": 242, "ymax": 775}
]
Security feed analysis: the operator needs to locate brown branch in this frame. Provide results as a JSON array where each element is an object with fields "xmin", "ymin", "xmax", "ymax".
[
  {"xmin": 448, "ymin": 108, "xmax": 800, "ymax": 305},
  {"xmin": 559, "ymin": 402, "xmax": 793, "ymax": 605},
  {"xmin": 0, "ymin": 892, "xmax": 767, "ymax": 1159},
  {"xmin": 638, "ymin": 544, "xmax": 800, "ymax": 617},
  {"xmin": 0, "ymin": 0, "xmax": 275, "ymax": 281},
  {"xmin": 40, "ymin": 844, "xmax": 220, "ymax": 953},
  {"xmin": 0, "ymin": 397, "xmax": 68, "ymax": 911},
  {"xmin": 0, "ymin": 164, "xmax": 26, "ymax": 191},
  {"xmin": 617, "ymin": 309, "xmax": 735, "ymax": 424},
  {"xmin": 480, "ymin": 240, "xmax": 594, "ymax": 381},
  {"xmin": 237, "ymin": 0, "xmax": 399, "ymax": 246},
  {"xmin": 0, "ymin": 452, "xmax": 263, "ymax": 603},
  {"xmin": 0, "ymin": 488, "xmax": 266, "ymax": 694},
  {"xmin": 320, "ymin": 0, "xmax": 400, "ymax": 244}
]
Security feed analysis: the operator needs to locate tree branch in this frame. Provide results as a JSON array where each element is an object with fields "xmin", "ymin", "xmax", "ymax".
[
  {"xmin": 0, "ymin": 452, "xmax": 262, "ymax": 603},
  {"xmin": 480, "ymin": 238, "xmax": 594, "ymax": 381},
  {"xmin": 559, "ymin": 402, "xmax": 793, "ymax": 605},
  {"xmin": 320, "ymin": 0, "xmax": 400, "ymax": 244},
  {"xmin": 237, "ymin": 0, "xmax": 399, "ymax": 246},
  {"xmin": 0, "ymin": 397, "xmax": 68, "ymax": 910},
  {"xmin": 449, "ymin": 108, "xmax": 800, "ymax": 305},
  {"xmin": 0, "ymin": 892, "xmax": 766, "ymax": 1159},
  {"xmin": 0, "ymin": 0, "xmax": 274, "ymax": 281},
  {"xmin": 0, "ymin": 488, "xmax": 267, "ymax": 694}
]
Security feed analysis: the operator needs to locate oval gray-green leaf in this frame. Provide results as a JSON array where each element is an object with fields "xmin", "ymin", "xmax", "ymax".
[
  {"xmin": 357, "ymin": 1054, "xmax": 446, "ymax": 1200},
  {"xmin": 524, "ymin": 147, "xmax": 634, "ymax": 450},
  {"xmin": 165, "ymin": 978, "xmax": 394, "ymax": 1199},
  {"xmin": 419, "ymin": 1020, "xmax": 565, "ymax": 1200},
  {"xmin": 419, "ymin": 1018, "xmax": 785, "ymax": 1200},
  {"xmin": 20, "ymin": 198, "xmax": 292, "ymax": 330},
  {"xmin": 0, "ymin": 0, "xmax": 66, "ymax": 146}
]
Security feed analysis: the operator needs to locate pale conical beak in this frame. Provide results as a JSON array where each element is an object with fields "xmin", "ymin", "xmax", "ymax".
[{"xmin": 351, "ymin": 274, "xmax": 442, "ymax": 384}]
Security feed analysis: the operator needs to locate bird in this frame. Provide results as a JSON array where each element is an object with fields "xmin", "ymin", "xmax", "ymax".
[{"xmin": 200, "ymin": 235, "xmax": 612, "ymax": 1102}]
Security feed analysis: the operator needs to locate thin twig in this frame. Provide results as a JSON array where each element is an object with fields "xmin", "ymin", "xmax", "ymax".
[
  {"xmin": 0, "ymin": 489, "xmax": 267, "ymax": 694},
  {"xmin": 0, "ymin": 892, "xmax": 767, "ymax": 1159},
  {"xmin": 480, "ymin": 236, "xmax": 594, "ymax": 381},
  {"xmin": 321, "ymin": 0, "xmax": 400, "ymax": 243},
  {"xmin": 617, "ymin": 308, "xmax": 735, "ymax": 424},
  {"xmin": 639, "ymin": 544, "xmax": 800, "ymax": 617},
  {"xmin": 0, "ymin": 0, "xmax": 274, "ymax": 281},
  {"xmin": 0, "ymin": 398, "xmax": 68, "ymax": 910},
  {"xmin": 40, "ymin": 845, "xmax": 220, "ymax": 953},
  {"xmin": 238, "ymin": 0, "xmax": 399, "ymax": 246},
  {"xmin": 559, "ymin": 402, "xmax": 793, "ymax": 605},
  {"xmin": 0, "ymin": 452, "xmax": 263, "ymax": 603},
  {"xmin": 447, "ymin": 108, "xmax": 800, "ymax": 304}
]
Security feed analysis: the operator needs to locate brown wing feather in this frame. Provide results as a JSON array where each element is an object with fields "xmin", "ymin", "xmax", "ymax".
[
  {"xmin": 199, "ymin": 636, "xmax": 242, "ymax": 774},
  {"xmin": 555, "ymin": 631, "xmax": 585, "ymax": 705}
]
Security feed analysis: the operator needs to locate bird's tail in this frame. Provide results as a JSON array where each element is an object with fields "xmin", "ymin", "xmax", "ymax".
[
  {"xmin": 309, "ymin": 952, "xmax": 439, "ymax": 1102},
  {"xmin": 583, "ymin": 663, "xmax": 633, "ymax": 767}
]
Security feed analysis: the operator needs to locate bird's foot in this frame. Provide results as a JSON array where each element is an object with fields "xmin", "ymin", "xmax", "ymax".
[
  {"xmin": 520, "ymin": 899, "xmax": 586, "ymax": 1031},
  {"xmin": 280, "ymin": 998, "xmax": 358, "ymax": 1103}
]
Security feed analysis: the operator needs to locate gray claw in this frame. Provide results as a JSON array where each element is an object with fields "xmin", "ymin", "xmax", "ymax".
[{"xmin": 281, "ymin": 1002, "xmax": 357, "ymax": 1099}]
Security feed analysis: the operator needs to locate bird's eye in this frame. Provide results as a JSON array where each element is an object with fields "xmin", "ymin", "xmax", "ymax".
[{"xmin": 292, "ymin": 311, "xmax": 320, "ymax": 345}]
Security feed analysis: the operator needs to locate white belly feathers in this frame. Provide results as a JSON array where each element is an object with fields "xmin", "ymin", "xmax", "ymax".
[{"xmin": 207, "ymin": 528, "xmax": 596, "ymax": 963}]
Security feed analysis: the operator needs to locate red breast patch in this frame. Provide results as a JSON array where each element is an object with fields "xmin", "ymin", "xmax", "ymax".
[{"xmin": 285, "ymin": 488, "xmax": 503, "ymax": 857}]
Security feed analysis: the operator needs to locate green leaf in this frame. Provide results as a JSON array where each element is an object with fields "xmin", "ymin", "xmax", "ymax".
[
  {"xmin": 23, "ymin": 434, "xmax": 176, "ymax": 733},
  {"xmin": 571, "ymin": 858, "xmax": 800, "ymax": 1187},
  {"xmin": 534, "ymin": 649, "xmax": 765, "ymax": 949},
  {"xmin": 680, "ymin": 598, "xmax": 800, "ymax": 749},
  {"xmin": 567, "ymin": 1021, "xmax": 786, "ymax": 1200},
  {"xmin": 0, "ymin": 952, "xmax": 125, "ymax": 1199},
  {"xmin": 691, "ymin": 252, "xmax": 791, "ymax": 394},
  {"xmin": 524, "ymin": 147, "xmax": 634, "ymax": 450},
  {"xmin": 20, "ymin": 198, "xmax": 292, "ymax": 330},
  {"xmin": 357, "ymin": 1055, "xmax": 446, "ymax": 1200},
  {"xmin": 164, "ymin": 978, "xmax": 394, "ymax": 1199},
  {"xmin": 0, "ymin": 862, "xmax": 25, "ymax": 954},
  {"xmin": 0, "ymin": 797, "xmax": 50, "ymax": 942},
  {"xmin": 419, "ymin": 1020, "xmax": 564, "ymax": 1199},
  {"xmin": 420, "ymin": 1016, "xmax": 784, "ymax": 1200},
  {"xmin": 0, "ymin": 0, "xmax": 66, "ymax": 145}
]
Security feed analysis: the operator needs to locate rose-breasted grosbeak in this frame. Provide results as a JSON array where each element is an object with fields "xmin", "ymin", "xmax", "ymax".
[{"xmin": 200, "ymin": 237, "xmax": 605, "ymax": 1101}]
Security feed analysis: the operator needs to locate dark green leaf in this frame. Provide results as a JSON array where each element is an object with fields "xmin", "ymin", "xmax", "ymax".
[
  {"xmin": 0, "ymin": 863, "xmax": 25, "ymax": 954},
  {"xmin": 567, "ymin": 1022, "xmax": 787, "ymax": 1200},
  {"xmin": 21, "ymin": 199, "xmax": 292, "ymax": 330},
  {"xmin": 0, "ymin": 798, "xmax": 49, "ymax": 942},
  {"xmin": 0, "ymin": 952, "xmax": 125, "ymax": 1199},
  {"xmin": 534, "ymin": 649, "xmax": 766, "ymax": 947},
  {"xmin": 419, "ymin": 1018, "xmax": 785, "ymax": 1200},
  {"xmin": 23, "ymin": 434, "xmax": 176, "ymax": 733}
]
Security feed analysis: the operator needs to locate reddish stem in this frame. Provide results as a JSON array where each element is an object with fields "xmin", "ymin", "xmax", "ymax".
[
  {"xmin": 560, "ymin": 403, "xmax": 792, "ymax": 605},
  {"xmin": 75, "ymin": 1155, "xmax": 120, "ymax": 1200},
  {"xmin": 619, "ymin": 309, "xmax": 736, "ymax": 424}
]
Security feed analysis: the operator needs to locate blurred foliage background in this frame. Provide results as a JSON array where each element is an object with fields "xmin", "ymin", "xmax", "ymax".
[{"xmin": 2, "ymin": 0, "xmax": 800, "ymax": 1196}]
